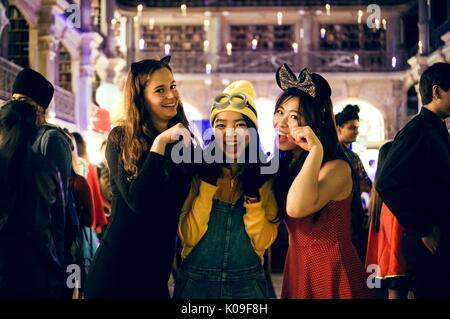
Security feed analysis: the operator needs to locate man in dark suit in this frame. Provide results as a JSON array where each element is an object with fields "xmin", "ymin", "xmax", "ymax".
[{"xmin": 377, "ymin": 62, "xmax": 450, "ymax": 298}]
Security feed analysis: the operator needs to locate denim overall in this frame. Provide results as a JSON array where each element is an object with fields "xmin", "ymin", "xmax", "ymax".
[{"xmin": 174, "ymin": 198, "xmax": 268, "ymax": 299}]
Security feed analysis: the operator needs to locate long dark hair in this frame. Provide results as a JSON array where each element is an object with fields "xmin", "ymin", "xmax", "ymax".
[
  {"xmin": 114, "ymin": 56, "xmax": 191, "ymax": 178},
  {"xmin": 273, "ymin": 87, "xmax": 362, "ymax": 223},
  {"xmin": 368, "ymin": 141, "xmax": 393, "ymax": 231},
  {"xmin": 0, "ymin": 100, "xmax": 38, "ymax": 228}
]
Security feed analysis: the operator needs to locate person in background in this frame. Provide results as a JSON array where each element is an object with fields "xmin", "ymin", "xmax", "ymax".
[
  {"xmin": 96, "ymin": 140, "xmax": 112, "ymax": 230},
  {"xmin": 0, "ymin": 100, "xmax": 65, "ymax": 298},
  {"xmin": 335, "ymin": 104, "xmax": 373, "ymax": 261},
  {"xmin": 365, "ymin": 141, "xmax": 409, "ymax": 299},
  {"xmin": 72, "ymin": 132, "xmax": 107, "ymax": 234},
  {"xmin": 377, "ymin": 62, "xmax": 450, "ymax": 299}
]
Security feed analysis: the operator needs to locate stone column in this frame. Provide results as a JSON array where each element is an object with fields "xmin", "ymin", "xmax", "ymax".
[
  {"xmin": 418, "ymin": 0, "xmax": 430, "ymax": 55},
  {"xmin": 104, "ymin": 0, "xmax": 116, "ymax": 57},
  {"xmin": 301, "ymin": 13, "xmax": 314, "ymax": 69},
  {"xmin": 207, "ymin": 12, "xmax": 222, "ymax": 70},
  {"xmin": 78, "ymin": 34, "xmax": 94, "ymax": 131}
]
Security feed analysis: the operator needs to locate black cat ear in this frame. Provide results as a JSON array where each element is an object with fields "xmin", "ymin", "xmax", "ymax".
[{"xmin": 160, "ymin": 55, "xmax": 171, "ymax": 64}]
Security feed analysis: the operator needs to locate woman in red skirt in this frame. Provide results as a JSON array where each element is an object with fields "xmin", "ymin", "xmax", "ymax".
[{"xmin": 273, "ymin": 64, "xmax": 374, "ymax": 299}]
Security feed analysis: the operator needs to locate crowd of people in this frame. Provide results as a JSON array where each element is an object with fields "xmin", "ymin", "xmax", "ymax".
[{"xmin": 0, "ymin": 57, "xmax": 448, "ymax": 299}]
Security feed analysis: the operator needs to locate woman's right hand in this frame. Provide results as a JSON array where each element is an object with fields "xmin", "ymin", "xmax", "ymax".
[{"xmin": 151, "ymin": 123, "xmax": 190, "ymax": 155}]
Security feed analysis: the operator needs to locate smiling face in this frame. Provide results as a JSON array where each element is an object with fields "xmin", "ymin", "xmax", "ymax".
[
  {"xmin": 273, "ymin": 96, "xmax": 304, "ymax": 152},
  {"xmin": 144, "ymin": 67, "xmax": 179, "ymax": 131},
  {"xmin": 213, "ymin": 111, "xmax": 250, "ymax": 161}
]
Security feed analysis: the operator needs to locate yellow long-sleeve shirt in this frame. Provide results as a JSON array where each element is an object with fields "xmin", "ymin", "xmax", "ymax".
[{"xmin": 178, "ymin": 168, "xmax": 278, "ymax": 261}]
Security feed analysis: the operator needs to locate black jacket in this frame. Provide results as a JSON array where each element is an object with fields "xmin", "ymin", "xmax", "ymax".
[
  {"xmin": 376, "ymin": 107, "xmax": 450, "ymax": 238},
  {"xmin": 85, "ymin": 126, "xmax": 193, "ymax": 299},
  {"xmin": 0, "ymin": 149, "xmax": 65, "ymax": 298}
]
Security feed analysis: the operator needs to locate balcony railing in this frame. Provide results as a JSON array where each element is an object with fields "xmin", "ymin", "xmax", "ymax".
[
  {"xmin": 140, "ymin": 49, "xmax": 409, "ymax": 73},
  {"xmin": 0, "ymin": 56, "xmax": 22, "ymax": 100},
  {"xmin": 0, "ymin": 56, "xmax": 76, "ymax": 123}
]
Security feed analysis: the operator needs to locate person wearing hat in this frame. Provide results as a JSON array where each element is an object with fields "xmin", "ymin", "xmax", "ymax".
[
  {"xmin": 272, "ymin": 64, "xmax": 374, "ymax": 299},
  {"xmin": 175, "ymin": 80, "xmax": 278, "ymax": 299},
  {"xmin": 12, "ymin": 68, "xmax": 72, "ymax": 204},
  {"xmin": 12, "ymin": 68, "xmax": 72, "ymax": 271}
]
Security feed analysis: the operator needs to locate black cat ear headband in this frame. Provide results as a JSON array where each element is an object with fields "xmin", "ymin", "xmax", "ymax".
[
  {"xmin": 276, "ymin": 63, "xmax": 316, "ymax": 98},
  {"xmin": 131, "ymin": 55, "xmax": 171, "ymax": 76}
]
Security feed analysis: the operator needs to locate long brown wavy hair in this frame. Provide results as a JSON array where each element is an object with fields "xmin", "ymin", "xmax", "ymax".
[{"xmin": 116, "ymin": 57, "xmax": 190, "ymax": 178}]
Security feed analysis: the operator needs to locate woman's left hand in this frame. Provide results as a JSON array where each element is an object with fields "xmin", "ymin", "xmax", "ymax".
[{"xmin": 287, "ymin": 125, "xmax": 323, "ymax": 153}]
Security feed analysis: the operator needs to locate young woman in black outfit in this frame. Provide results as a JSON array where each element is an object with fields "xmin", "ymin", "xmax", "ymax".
[
  {"xmin": 85, "ymin": 56, "xmax": 194, "ymax": 299},
  {"xmin": 0, "ymin": 100, "xmax": 65, "ymax": 298}
]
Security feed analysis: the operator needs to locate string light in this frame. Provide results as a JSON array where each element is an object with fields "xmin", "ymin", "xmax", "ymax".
[
  {"xmin": 325, "ymin": 4, "xmax": 331, "ymax": 16},
  {"xmin": 139, "ymin": 38, "xmax": 145, "ymax": 50},
  {"xmin": 181, "ymin": 4, "xmax": 187, "ymax": 16},
  {"xmin": 164, "ymin": 44, "xmax": 171, "ymax": 56},
  {"xmin": 320, "ymin": 28, "xmax": 326, "ymax": 39},
  {"xmin": 358, "ymin": 10, "xmax": 363, "ymax": 24},
  {"xmin": 205, "ymin": 64, "xmax": 212, "ymax": 74},
  {"xmin": 203, "ymin": 40, "xmax": 209, "ymax": 52},
  {"xmin": 382, "ymin": 19, "xmax": 387, "ymax": 30},
  {"xmin": 203, "ymin": 19, "xmax": 210, "ymax": 31},
  {"xmin": 251, "ymin": 38, "xmax": 258, "ymax": 50},
  {"xmin": 418, "ymin": 41, "xmax": 423, "ymax": 54},
  {"xmin": 277, "ymin": 12, "xmax": 283, "ymax": 25},
  {"xmin": 292, "ymin": 42, "xmax": 298, "ymax": 54},
  {"xmin": 391, "ymin": 56, "xmax": 397, "ymax": 68},
  {"xmin": 375, "ymin": 19, "xmax": 380, "ymax": 29},
  {"xmin": 137, "ymin": 4, "xmax": 143, "ymax": 17},
  {"xmin": 354, "ymin": 54, "xmax": 359, "ymax": 65},
  {"xmin": 226, "ymin": 42, "xmax": 232, "ymax": 56},
  {"xmin": 298, "ymin": 9, "xmax": 305, "ymax": 16},
  {"xmin": 149, "ymin": 18, "xmax": 155, "ymax": 30}
]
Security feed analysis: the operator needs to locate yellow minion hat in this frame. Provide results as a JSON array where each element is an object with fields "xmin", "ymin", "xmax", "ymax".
[{"xmin": 210, "ymin": 80, "xmax": 258, "ymax": 128}]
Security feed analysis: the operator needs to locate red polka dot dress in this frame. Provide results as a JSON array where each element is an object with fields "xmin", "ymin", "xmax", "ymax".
[{"xmin": 281, "ymin": 195, "xmax": 375, "ymax": 299}]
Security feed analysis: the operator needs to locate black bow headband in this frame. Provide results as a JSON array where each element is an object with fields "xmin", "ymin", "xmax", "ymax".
[{"xmin": 276, "ymin": 64, "xmax": 317, "ymax": 98}]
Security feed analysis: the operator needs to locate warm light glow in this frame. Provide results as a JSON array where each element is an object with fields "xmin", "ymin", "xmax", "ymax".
[
  {"xmin": 164, "ymin": 43, "xmax": 171, "ymax": 55},
  {"xmin": 418, "ymin": 40, "xmax": 423, "ymax": 54},
  {"xmin": 139, "ymin": 38, "xmax": 145, "ymax": 50},
  {"xmin": 203, "ymin": 19, "xmax": 210, "ymax": 31},
  {"xmin": 391, "ymin": 56, "xmax": 397, "ymax": 68},
  {"xmin": 325, "ymin": 4, "xmax": 331, "ymax": 16},
  {"xmin": 320, "ymin": 28, "xmax": 326, "ymax": 39},
  {"xmin": 137, "ymin": 4, "xmax": 143, "ymax": 12},
  {"xmin": 382, "ymin": 19, "xmax": 387, "ymax": 30},
  {"xmin": 226, "ymin": 42, "xmax": 232, "ymax": 56},
  {"xmin": 292, "ymin": 42, "xmax": 298, "ymax": 54},
  {"xmin": 149, "ymin": 18, "xmax": 155, "ymax": 30},
  {"xmin": 111, "ymin": 18, "xmax": 117, "ymax": 26},
  {"xmin": 203, "ymin": 40, "xmax": 209, "ymax": 51},
  {"xmin": 354, "ymin": 54, "xmax": 359, "ymax": 65},
  {"xmin": 298, "ymin": 9, "xmax": 305, "ymax": 15},
  {"xmin": 181, "ymin": 4, "xmax": 187, "ymax": 16},
  {"xmin": 375, "ymin": 19, "xmax": 380, "ymax": 29},
  {"xmin": 205, "ymin": 64, "xmax": 212, "ymax": 74},
  {"xmin": 358, "ymin": 10, "xmax": 363, "ymax": 24},
  {"xmin": 300, "ymin": 28, "xmax": 304, "ymax": 39},
  {"xmin": 277, "ymin": 12, "xmax": 283, "ymax": 25},
  {"xmin": 251, "ymin": 38, "xmax": 258, "ymax": 50}
]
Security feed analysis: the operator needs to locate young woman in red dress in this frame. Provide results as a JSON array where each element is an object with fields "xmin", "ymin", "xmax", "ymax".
[{"xmin": 273, "ymin": 64, "xmax": 374, "ymax": 299}]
